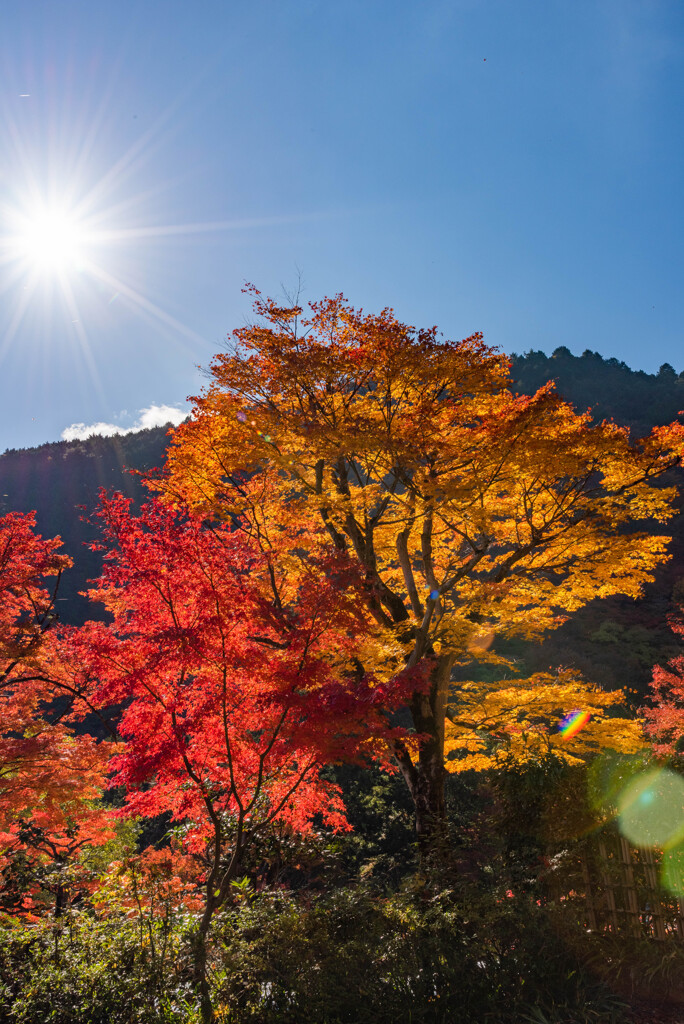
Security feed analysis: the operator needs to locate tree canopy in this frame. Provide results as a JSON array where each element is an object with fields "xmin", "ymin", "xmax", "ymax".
[{"xmin": 158, "ymin": 289, "xmax": 684, "ymax": 837}]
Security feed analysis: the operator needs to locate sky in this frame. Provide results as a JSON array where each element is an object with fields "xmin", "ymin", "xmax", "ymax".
[{"xmin": 1, "ymin": 0, "xmax": 684, "ymax": 451}]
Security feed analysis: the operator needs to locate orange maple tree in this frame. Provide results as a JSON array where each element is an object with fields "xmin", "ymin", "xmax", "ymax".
[{"xmin": 158, "ymin": 289, "xmax": 684, "ymax": 843}]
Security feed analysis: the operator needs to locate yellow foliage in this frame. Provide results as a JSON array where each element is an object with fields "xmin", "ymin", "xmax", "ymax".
[{"xmin": 444, "ymin": 670, "xmax": 646, "ymax": 773}]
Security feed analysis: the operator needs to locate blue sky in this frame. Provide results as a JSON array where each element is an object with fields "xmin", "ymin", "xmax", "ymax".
[{"xmin": 1, "ymin": 0, "xmax": 683, "ymax": 451}]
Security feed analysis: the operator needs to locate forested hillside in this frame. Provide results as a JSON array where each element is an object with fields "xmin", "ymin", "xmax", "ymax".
[
  {"xmin": 0, "ymin": 426, "xmax": 173, "ymax": 623},
  {"xmin": 2, "ymin": 346, "xmax": 684, "ymax": 697},
  {"xmin": 510, "ymin": 347, "xmax": 684, "ymax": 434}
]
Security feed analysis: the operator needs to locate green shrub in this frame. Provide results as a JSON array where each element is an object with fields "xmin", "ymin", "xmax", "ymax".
[
  {"xmin": 0, "ymin": 884, "xmax": 631, "ymax": 1024},
  {"xmin": 209, "ymin": 884, "xmax": 627, "ymax": 1024},
  {"xmin": 0, "ymin": 914, "xmax": 198, "ymax": 1024}
]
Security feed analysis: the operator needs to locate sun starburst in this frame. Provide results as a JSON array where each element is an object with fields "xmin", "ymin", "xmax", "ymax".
[
  {"xmin": 8, "ymin": 204, "xmax": 88, "ymax": 275},
  {"xmin": 0, "ymin": 83, "xmax": 318, "ymax": 394}
]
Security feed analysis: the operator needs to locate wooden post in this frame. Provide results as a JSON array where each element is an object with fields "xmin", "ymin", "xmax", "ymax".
[
  {"xmin": 676, "ymin": 898, "xmax": 684, "ymax": 941},
  {"xmin": 641, "ymin": 847, "xmax": 667, "ymax": 941},
  {"xmin": 598, "ymin": 838, "xmax": 620, "ymax": 934},
  {"xmin": 581, "ymin": 854, "xmax": 598, "ymax": 933},
  {"xmin": 618, "ymin": 837, "xmax": 642, "ymax": 939}
]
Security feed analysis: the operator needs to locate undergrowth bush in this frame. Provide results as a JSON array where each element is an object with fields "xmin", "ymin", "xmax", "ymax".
[
  {"xmin": 577, "ymin": 932, "xmax": 684, "ymax": 1004},
  {"xmin": 0, "ymin": 758, "xmax": 639, "ymax": 1023},
  {"xmin": 0, "ymin": 883, "xmax": 631, "ymax": 1024},
  {"xmin": 210, "ymin": 884, "xmax": 628, "ymax": 1024},
  {"xmin": 0, "ymin": 914, "xmax": 198, "ymax": 1023}
]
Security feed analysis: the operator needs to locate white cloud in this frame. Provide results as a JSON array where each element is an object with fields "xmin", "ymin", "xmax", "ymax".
[
  {"xmin": 61, "ymin": 404, "xmax": 189, "ymax": 442},
  {"xmin": 61, "ymin": 421, "xmax": 127, "ymax": 441},
  {"xmin": 136, "ymin": 404, "xmax": 188, "ymax": 430}
]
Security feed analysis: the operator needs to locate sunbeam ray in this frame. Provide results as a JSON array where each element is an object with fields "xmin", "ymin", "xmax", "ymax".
[
  {"xmin": 58, "ymin": 274, "xmax": 107, "ymax": 407},
  {"xmin": 0, "ymin": 275, "xmax": 39, "ymax": 365},
  {"xmin": 84, "ymin": 260, "xmax": 209, "ymax": 351}
]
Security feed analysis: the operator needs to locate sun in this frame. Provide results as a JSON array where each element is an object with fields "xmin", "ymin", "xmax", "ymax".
[
  {"xmin": 0, "ymin": 183, "xmax": 213, "ymax": 352},
  {"xmin": 13, "ymin": 205, "xmax": 87, "ymax": 275}
]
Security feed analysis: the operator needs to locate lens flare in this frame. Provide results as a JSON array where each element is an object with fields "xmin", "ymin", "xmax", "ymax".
[
  {"xmin": 661, "ymin": 843, "xmax": 684, "ymax": 895},
  {"xmin": 617, "ymin": 768, "xmax": 684, "ymax": 849},
  {"xmin": 467, "ymin": 629, "xmax": 495, "ymax": 654},
  {"xmin": 558, "ymin": 710, "xmax": 591, "ymax": 740}
]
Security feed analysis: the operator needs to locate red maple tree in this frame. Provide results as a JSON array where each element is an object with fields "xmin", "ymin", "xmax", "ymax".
[
  {"xmin": 61, "ymin": 492, "xmax": 421, "ymax": 1018},
  {"xmin": 643, "ymin": 614, "xmax": 684, "ymax": 756},
  {"xmin": 0, "ymin": 510, "xmax": 114, "ymax": 917}
]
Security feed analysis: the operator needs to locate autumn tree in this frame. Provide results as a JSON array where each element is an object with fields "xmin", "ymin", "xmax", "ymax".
[
  {"xmin": 0, "ymin": 510, "xmax": 114, "ymax": 917},
  {"xmin": 0, "ymin": 509, "xmax": 69, "ymax": 703},
  {"xmin": 159, "ymin": 289, "xmax": 684, "ymax": 844},
  {"xmin": 642, "ymin": 615, "xmax": 684, "ymax": 755},
  {"xmin": 0, "ymin": 744, "xmax": 114, "ymax": 920},
  {"xmin": 62, "ymin": 493, "xmax": 419, "ymax": 1021}
]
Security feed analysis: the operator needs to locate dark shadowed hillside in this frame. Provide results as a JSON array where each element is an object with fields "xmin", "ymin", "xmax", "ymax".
[
  {"xmin": 510, "ymin": 347, "xmax": 684, "ymax": 435},
  {"xmin": 0, "ymin": 426, "xmax": 174, "ymax": 624}
]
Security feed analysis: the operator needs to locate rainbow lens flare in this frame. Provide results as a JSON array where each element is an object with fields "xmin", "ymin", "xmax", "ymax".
[{"xmin": 558, "ymin": 710, "xmax": 591, "ymax": 740}]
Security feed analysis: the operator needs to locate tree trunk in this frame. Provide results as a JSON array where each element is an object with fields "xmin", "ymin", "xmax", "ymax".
[
  {"xmin": 193, "ymin": 877, "xmax": 220, "ymax": 1024},
  {"xmin": 397, "ymin": 653, "xmax": 453, "ymax": 854},
  {"xmin": 54, "ymin": 883, "xmax": 65, "ymax": 919},
  {"xmin": 54, "ymin": 860, "xmax": 66, "ymax": 919},
  {"xmin": 412, "ymin": 738, "xmax": 447, "ymax": 844},
  {"xmin": 191, "ymin": 817, "xmax": 245, "ymax": 1024},
  {"xmin": 193, "ymin": 913, "xmax": 214, "ymax": 1024}
]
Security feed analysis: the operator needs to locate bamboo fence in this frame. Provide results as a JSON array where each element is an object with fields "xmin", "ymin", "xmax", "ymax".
[{"xmin": 552, "ymin": 833, "xmax": 684, "ymax": 941}]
